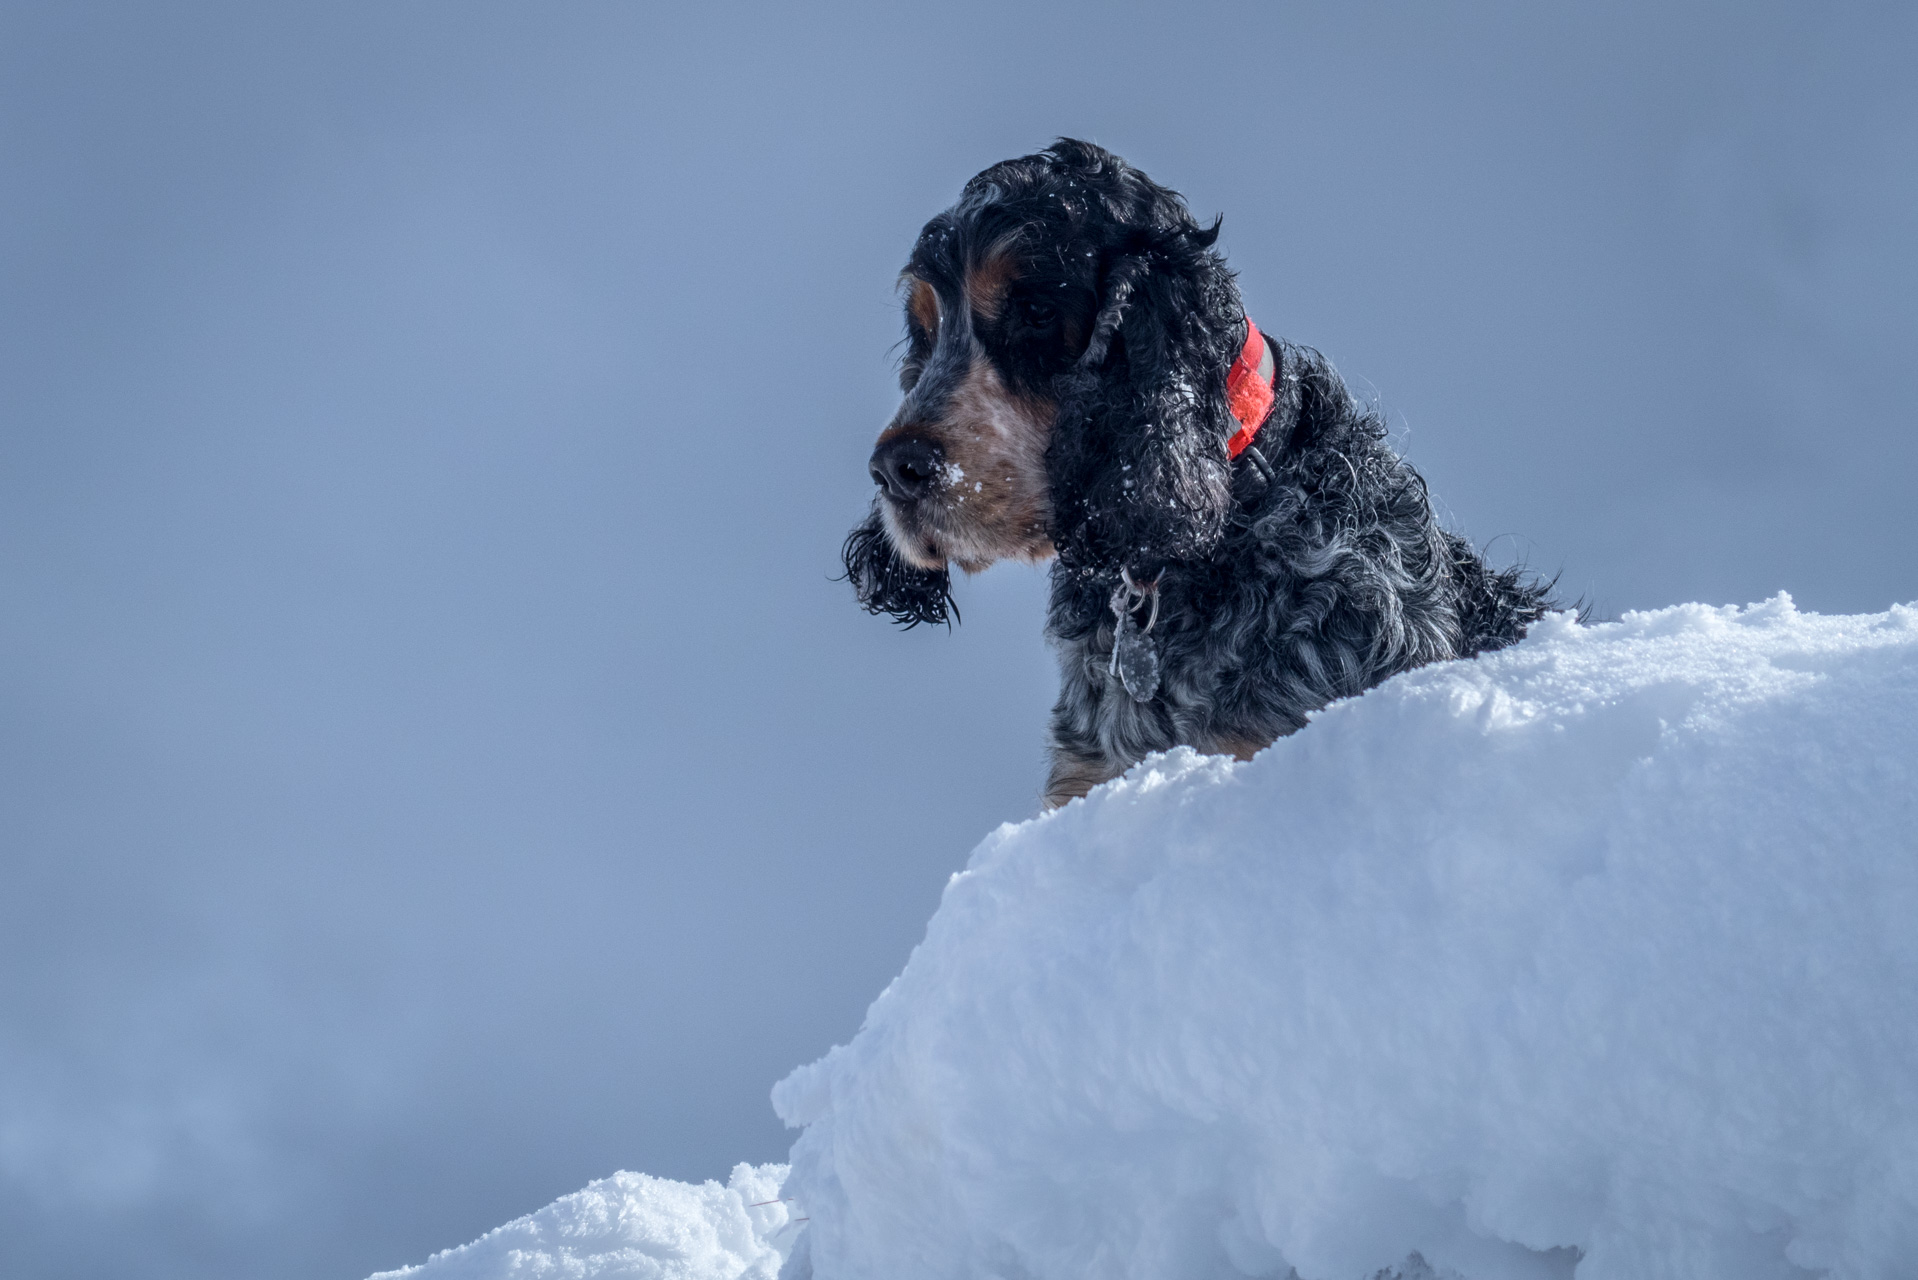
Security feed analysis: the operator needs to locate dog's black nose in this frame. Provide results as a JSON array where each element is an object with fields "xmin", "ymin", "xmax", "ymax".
[{"xmin": 870, "ymin": 435, "xmax": 943, "ymax": 502}]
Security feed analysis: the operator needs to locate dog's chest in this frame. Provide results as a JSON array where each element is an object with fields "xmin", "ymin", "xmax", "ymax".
[{"xmin": 1049, "ymin": 613, "xmax": 1236, "ymax": 763}]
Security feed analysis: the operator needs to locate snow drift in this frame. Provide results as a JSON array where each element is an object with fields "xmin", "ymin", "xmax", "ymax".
[
  {"xmin": 373, "ymin": 597, "xmax": 1918, "ymax": 1280},
  {"xmin": 368, "ymin": 1163, "xmax": 798, "ymax": 1279},
  {"xmin": 774, "ymin": 598, "xmax": 1918, "ymax": 1280}
]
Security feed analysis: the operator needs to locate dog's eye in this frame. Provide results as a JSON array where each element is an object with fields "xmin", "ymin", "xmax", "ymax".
[{"xmin": 1017, "ymin": 298, "xmax": 1059, "ymax": 331}]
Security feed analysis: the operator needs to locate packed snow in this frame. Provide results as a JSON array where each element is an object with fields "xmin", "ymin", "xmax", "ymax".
[
  {"xmin": 368, "ymin": 1163, "xmax": 798, "ymax": 1280},
  {"xmin": 374, "ymin": 597, "xmax": 1918, "ymax": 1280}
]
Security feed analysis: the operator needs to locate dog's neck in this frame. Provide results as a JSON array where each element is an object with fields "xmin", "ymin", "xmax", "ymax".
[{"xmin": 1047, "ymin": 317, "xmax": 1288, "ymax": 625}]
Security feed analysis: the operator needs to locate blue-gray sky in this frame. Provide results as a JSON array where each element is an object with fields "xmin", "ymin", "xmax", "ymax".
[{"xmin": 2, "ymin": 3, "xmax": 1913, "ymax": 1277}]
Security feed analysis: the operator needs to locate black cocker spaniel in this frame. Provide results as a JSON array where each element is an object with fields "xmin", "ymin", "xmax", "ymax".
[{"xmin": 844, "ymin": 139, "xmax": 1554, "ymax": 807}]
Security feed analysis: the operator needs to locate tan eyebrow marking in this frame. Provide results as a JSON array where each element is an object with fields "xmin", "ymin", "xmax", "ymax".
[
  {"xmin": 964, "ymin": 251, "xmax": 1019, "ymax": 321},
  {"xmin": 906, "ymin": 277, "xmax": 940, "ymax": 336}
]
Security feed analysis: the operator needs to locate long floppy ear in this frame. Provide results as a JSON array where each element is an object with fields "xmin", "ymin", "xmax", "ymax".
[
  {"xmin": 840, "ymin": 501, "xmax": 959, "ymax": 628},
  {"xmin": 1046, "ymin": 228, "xmax": 1240, "ymax": 579}
]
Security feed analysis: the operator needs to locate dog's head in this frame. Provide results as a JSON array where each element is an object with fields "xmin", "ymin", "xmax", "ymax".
[{"xmin": 844, "ymin": 139, "xmax": 1246, "ymax": 625}]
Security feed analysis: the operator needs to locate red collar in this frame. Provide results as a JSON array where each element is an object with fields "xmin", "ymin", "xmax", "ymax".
[{"xmin": 1224, "ymin": 318, "xmax": 1276, "ymax": 459}]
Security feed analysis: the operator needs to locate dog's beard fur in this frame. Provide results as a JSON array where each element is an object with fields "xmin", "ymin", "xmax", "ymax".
[{"xmin": 841, "ymin": 502, "xmax": 958, "ymax": 627}]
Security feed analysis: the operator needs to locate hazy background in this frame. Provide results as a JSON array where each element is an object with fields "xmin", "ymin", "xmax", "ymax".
[{"xmin": 2, "ymin": 2, "xmax": 1913, "ymax": 1276}]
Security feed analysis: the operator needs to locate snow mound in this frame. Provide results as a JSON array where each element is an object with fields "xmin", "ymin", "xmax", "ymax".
[
  {"xmin": 370, "ymin": 1163, "xmax": 796, "ymax": 1280},
  {"xmin": 772, "ymin": 597, "xmax": 1918, "ymax": 1280}
]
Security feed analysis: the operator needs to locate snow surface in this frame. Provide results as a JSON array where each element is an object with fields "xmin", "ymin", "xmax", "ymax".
[
  {"xmin": 373, "ymin": 597, "xmax": 1918, "ymax": 1280},
  {"xmin": 369, "ymin": 1163, "xmax": 797, "ymax": 1280},
  {"xmin": 774, "ymin": 598, "xmax": 1918, "ymax": 1280}
]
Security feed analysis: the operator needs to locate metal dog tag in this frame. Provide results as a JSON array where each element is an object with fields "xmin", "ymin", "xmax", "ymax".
[{"xmin": 1113, "ymin": 612, "xmax": 1161, "ymax": 703}]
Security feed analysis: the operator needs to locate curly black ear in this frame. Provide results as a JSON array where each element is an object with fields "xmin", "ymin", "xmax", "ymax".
[
  {"xmin": 1047, "ymin": 228, "xmax": 1241, "ymax": 579},
  {"xmin": 840, "ymin": 502, "xmax": 959, "ymax": 628}
]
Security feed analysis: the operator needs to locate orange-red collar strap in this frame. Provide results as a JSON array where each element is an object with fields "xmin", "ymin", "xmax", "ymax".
[{"xmin": 1225, "ymin": 318, "xmax": 1277, "ymax": 459}]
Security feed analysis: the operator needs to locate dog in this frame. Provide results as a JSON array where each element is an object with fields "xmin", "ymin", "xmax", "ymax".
[{"xmin": 843, "ymin": 139, "xmax": 1554, "ymax": 808}]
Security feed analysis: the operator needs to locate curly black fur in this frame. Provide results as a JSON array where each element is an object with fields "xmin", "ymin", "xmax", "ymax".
[
  {"xmin": 845, "ymin": 139, "xmax": 1556, "ymax": 804},
  {"xmin": 1046, "ymin": 342, "xmax": 1553, "ymax": 794},
  {"xmin": 842, "ymin": 501, "xmax": 959, "ymax": 628}
]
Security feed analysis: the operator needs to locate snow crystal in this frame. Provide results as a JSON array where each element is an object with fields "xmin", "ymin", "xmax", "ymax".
[
  {"xmin": 369, "ymin": 1163, "xmax": 797, "ymax": 1280},
  {"xmin": 773, "ymin": 597, "xmax": 1918, "ymax": 1280}
]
